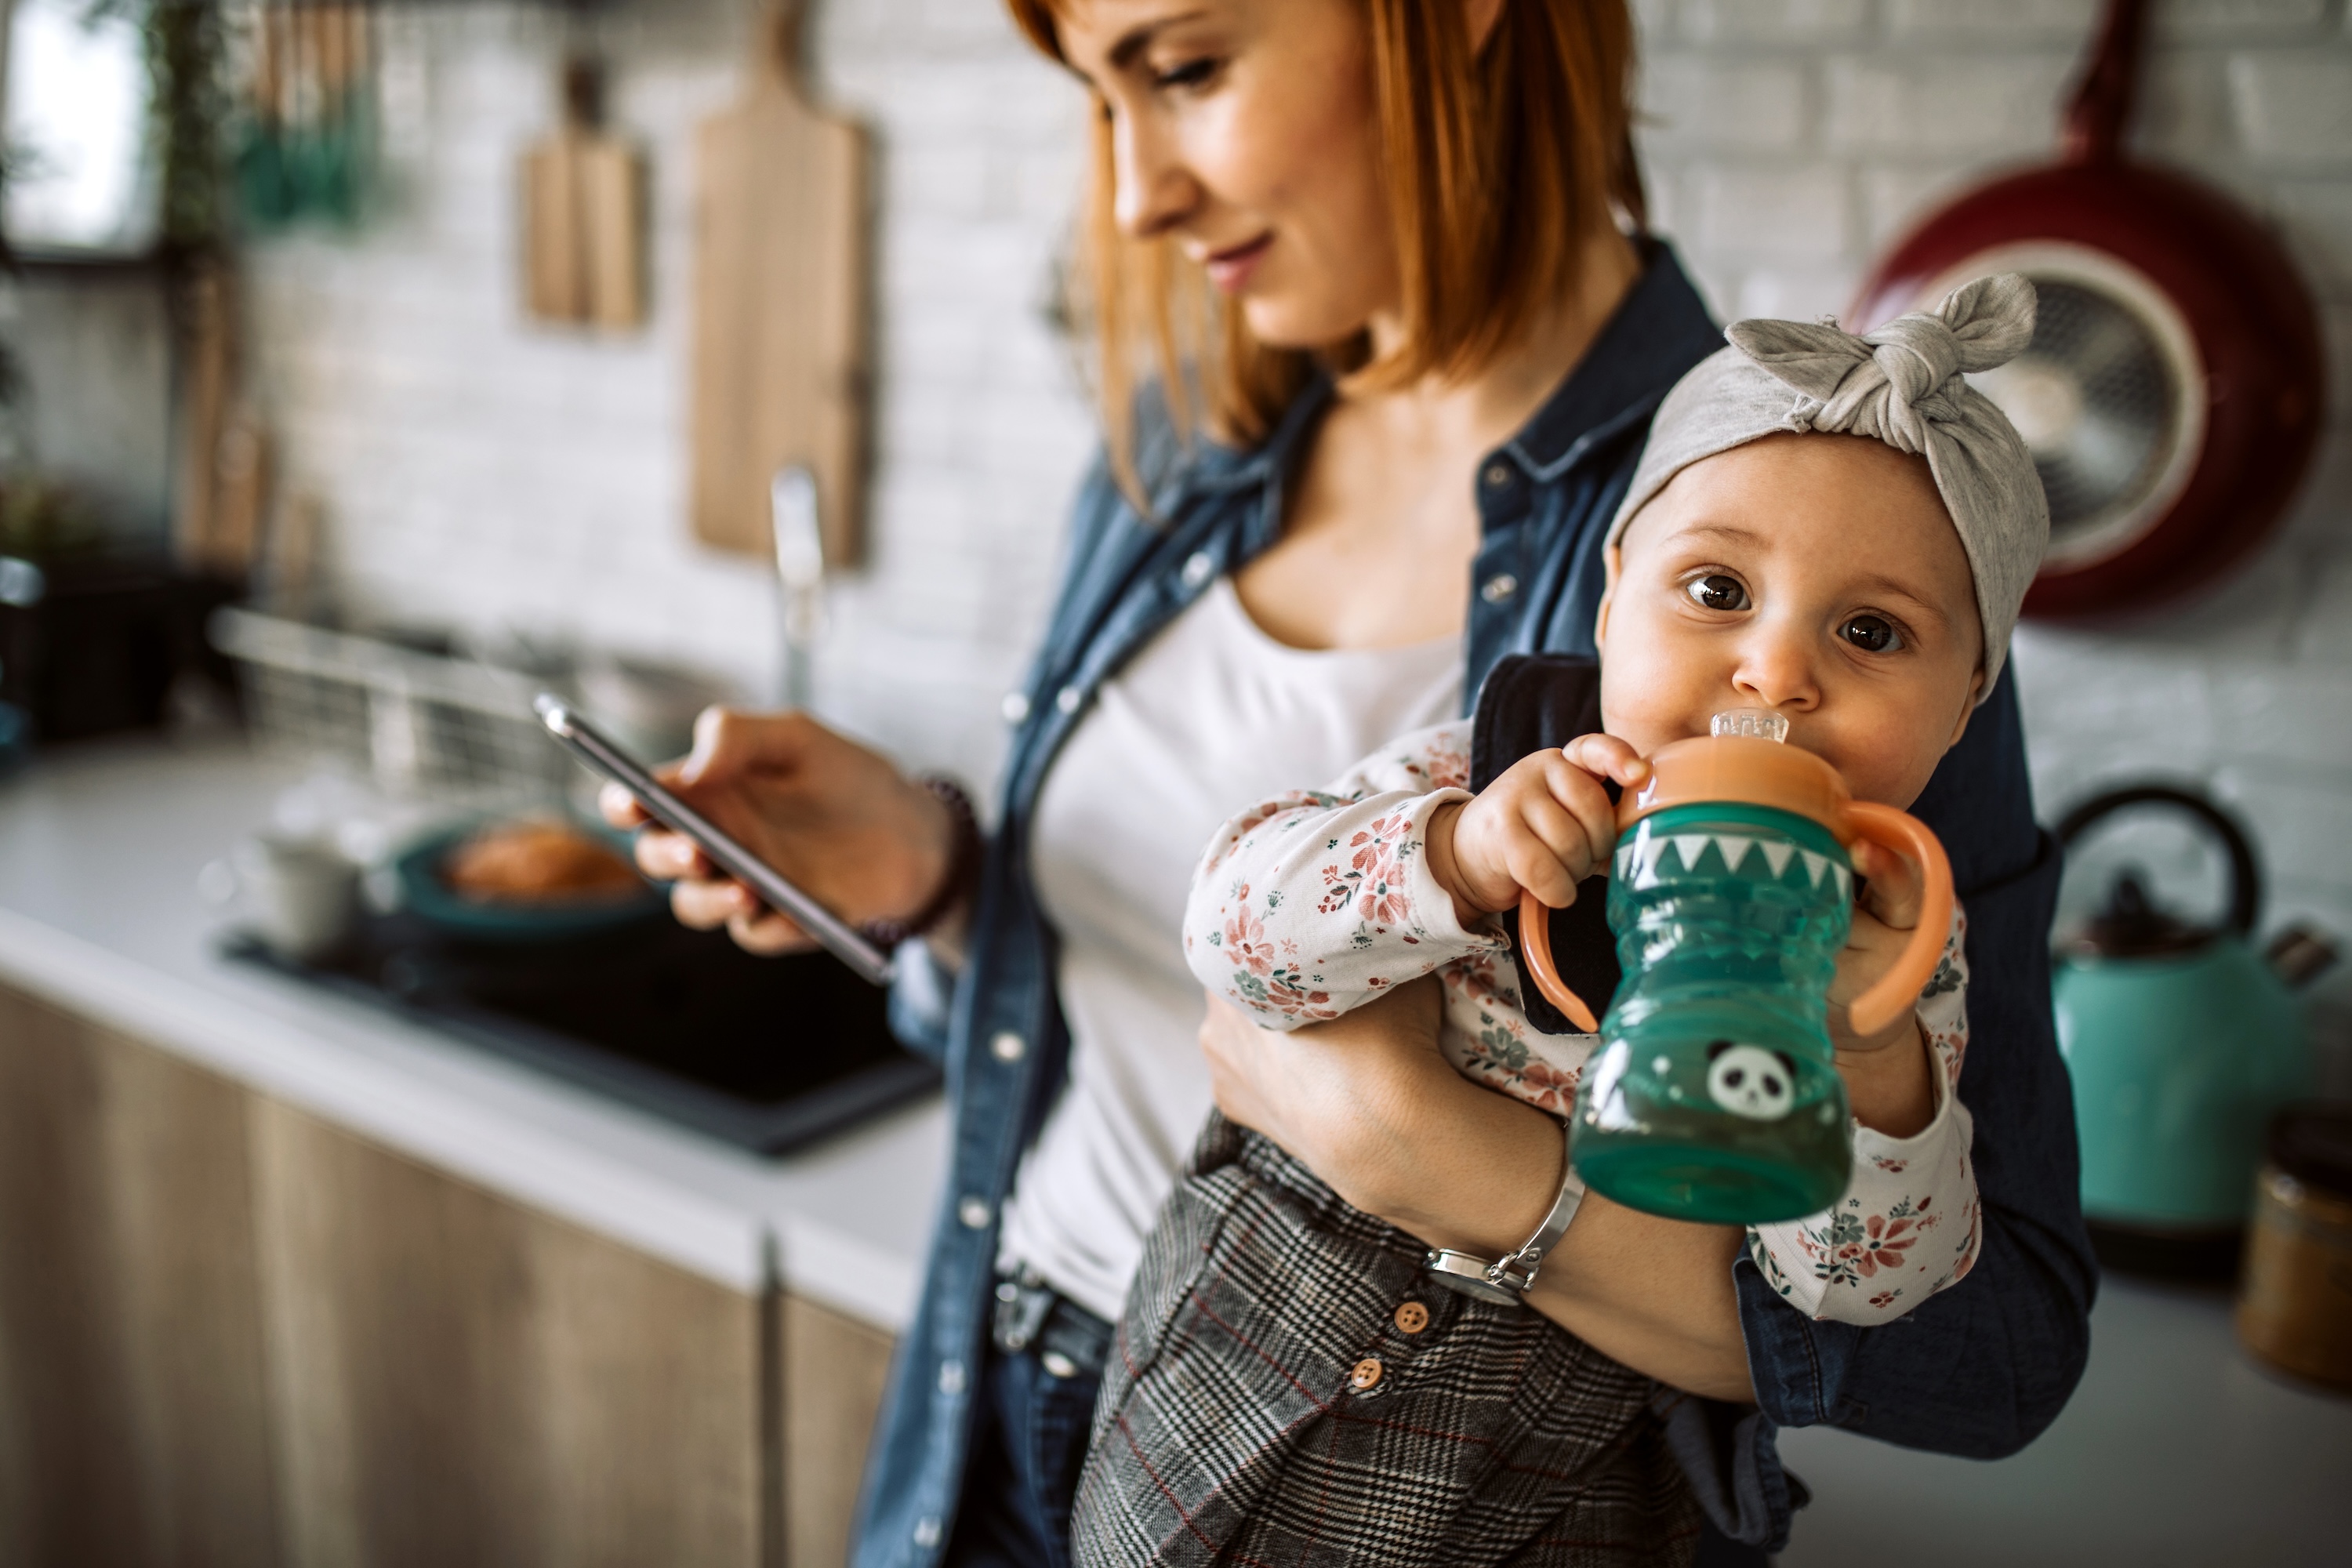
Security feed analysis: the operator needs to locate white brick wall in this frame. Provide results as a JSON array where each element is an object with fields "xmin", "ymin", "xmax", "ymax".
[
  {"xmin": 246, "ymin": 0, "xmax": 1092, "ymax": 797},
  {"xmin": 248, "ymin": 0, "xmax": 2352, "ymax": 1046}
]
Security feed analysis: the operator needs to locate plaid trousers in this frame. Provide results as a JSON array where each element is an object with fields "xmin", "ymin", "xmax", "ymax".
[{"xmin": 1069, "ymin": 1113, "xmax": 1701, "ymax": 1567}]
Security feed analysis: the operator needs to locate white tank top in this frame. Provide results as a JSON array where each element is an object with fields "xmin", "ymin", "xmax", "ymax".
[{"xmin": 999, "ymin": 575, "xmax": 1464, "ymax": 1321}]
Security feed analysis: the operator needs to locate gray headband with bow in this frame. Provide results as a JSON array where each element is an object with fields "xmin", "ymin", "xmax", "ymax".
[{"xmin": 1604, "ymin": 273, "xmax": 2050, "ymax": 697}]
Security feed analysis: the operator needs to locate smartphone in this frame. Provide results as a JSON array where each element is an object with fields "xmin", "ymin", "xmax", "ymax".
[{"xmin": 533, "ymin": 694, "xmax": 895, "ymax": 985}]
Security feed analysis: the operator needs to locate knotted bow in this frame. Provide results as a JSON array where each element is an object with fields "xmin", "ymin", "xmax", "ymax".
[{"xmin": 1726, "ymin": 274, "xmax": 2038, "ymax": 457}]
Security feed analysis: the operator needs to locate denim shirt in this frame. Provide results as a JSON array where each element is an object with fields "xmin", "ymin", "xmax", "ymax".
[{"xmin": 852, "ymin": 242, "xmax": 2096, "ymax": 1566}]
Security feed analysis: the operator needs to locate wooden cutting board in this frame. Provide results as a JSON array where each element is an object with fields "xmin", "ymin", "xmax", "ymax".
[
  {"xmin": 688, "ymin": 2, "xmax": 871, "ymax": 567},
  {"xmin": 522, "ymin": 59, "xmax": 645, "ymax": 330}
]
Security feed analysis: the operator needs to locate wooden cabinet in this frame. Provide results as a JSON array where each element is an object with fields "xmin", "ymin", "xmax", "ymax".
[{"xmin": 0, "ymin": 984, "xmax": 895, "ymax": 1568}]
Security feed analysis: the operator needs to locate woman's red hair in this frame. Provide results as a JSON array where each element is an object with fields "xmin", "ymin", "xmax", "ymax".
[{"xmin": 1004, "ymin": 0, "xmax": 1644, "ymax": 468}]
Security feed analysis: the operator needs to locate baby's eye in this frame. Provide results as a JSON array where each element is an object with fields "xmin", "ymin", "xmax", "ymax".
[
  {"xmin": 1840, "ymin": 615, "xmax": 1903, "ymax": 653},
  {"xmin": 1686, "ymin": 575, "xmax": 1749, "ymax": 612}
]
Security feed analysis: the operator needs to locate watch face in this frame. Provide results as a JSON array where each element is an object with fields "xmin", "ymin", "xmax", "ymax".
[{"xmin": 1422, "ymin": 1250, "xmax": 1528, "ymax": 1308}]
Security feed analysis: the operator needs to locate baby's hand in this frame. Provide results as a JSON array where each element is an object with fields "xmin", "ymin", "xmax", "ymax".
[
  {"xmin": 1828, "ymin": 837, "xmax": 1928, "ymax": 1056},
  {"xmin": 1425, "ymin": 736, "xmax": 1649, "ymax": 924},
  {"xmin": 1828, "ymin": 837, "xmax": 1942, "ymax": 1138}
]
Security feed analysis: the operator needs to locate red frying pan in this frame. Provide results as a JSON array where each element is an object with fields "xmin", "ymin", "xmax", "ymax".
[{"xmin": 1850, "ymin": 0, "xmax": 2325, "ymax": 619}]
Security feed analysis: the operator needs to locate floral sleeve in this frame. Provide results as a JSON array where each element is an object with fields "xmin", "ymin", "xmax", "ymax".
[
  {"xmin": 1183, "ymin": 720, "xmax": 1509, "ymax": 1028},
  {"xmin": 1745, "ymin": 906, "xmax": 1983, "ymax": 1323}
]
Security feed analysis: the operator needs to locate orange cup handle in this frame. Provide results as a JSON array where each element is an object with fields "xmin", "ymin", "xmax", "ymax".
[
  {"xmin": 1841, "ymin": 801, "xmax": 1955, "ymax": 1039},
  {"xmin": 1516, "ymin": 889, "xmax": 1602, "ymax": 1034}
]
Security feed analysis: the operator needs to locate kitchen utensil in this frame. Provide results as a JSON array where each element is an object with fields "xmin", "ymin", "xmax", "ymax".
[
  {"xmin": 392, "ymin": 818, "xmax": 662, "ymax": 945},
  {"xmin": 201, "ymin": 832, "xmax": 361, "ymax": 962},
  {"xmin": 2236, "ymin": 1105, "xmax": 2352, "ymax": 1392},
  {"xmin": 2053, "ymin": 784, "xmax": 2325, "ymax": 1276},
  {"xmin": 689, "ymin": 0, "xmax": 870, "ymax": 567},
  {"xmin": 522, "ymin": 56, "xmax": 645, "ymax": 330},
  {"xmin": 533, "ymin": 695, "xmax": 895, "ymax": 985},
  {"xmin": 235, "ymin": 1, "xmax": 373, "ymax": 230},
  {"xmin": 771, "ymin": 464, "xmax": 826, "ymax": 708},
  {"xmin": 1524, "ymin": 709, "xmax": 1955, "ymax": 1225},
  {"xmin": 1849, "ymin": 0, "xmax": 2323, "ymax": 619}
]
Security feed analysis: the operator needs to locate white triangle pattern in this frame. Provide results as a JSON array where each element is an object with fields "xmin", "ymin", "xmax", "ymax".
[{"xmin": 1612, "ymin": 829, "xmax": 1854, "ymax": 895}]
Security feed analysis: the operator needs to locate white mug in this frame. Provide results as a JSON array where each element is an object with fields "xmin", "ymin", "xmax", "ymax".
[{"xmin": 201, "ymin": 834, "xmax": 361, "ymax": 962}]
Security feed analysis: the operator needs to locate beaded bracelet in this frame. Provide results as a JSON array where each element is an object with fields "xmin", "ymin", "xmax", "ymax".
[{"xmin": 863, "ymin": 775, "xmax": 981, "ymax": 948}]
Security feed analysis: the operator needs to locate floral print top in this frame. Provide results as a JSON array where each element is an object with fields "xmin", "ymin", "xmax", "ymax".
[{"xmin": 1184, "ymin": 718, "xmax": 1984, "ymax": 1327}]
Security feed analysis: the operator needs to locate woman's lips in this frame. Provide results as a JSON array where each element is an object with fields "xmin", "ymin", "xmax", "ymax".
[{"xmin": 1203, "ymin": 234, "xmax": 1272, "ymax": 294}]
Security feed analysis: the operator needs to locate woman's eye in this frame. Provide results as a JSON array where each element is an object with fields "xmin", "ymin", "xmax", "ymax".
[
  {"xmin": 1686, "ymin": 575, "xmax": 1749, "ymax": 612},
  {"xmin": 1152, "ymin": 56, "xmax": 1221, "ymax": 90},
  {"xmin": 1841, "ymin": 615, "xmax": 1903, "ymax": 653}
]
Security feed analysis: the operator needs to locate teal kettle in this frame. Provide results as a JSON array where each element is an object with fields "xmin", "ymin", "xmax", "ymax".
[{"xmin": 2053, "ymin": 786, "xmax": 2332, "ymax": 1276}]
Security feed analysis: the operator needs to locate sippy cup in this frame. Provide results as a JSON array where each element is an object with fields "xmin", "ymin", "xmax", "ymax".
[{"xmin": 1519, "ymin": 710, "xmax": 1954, "ymax": 1225}]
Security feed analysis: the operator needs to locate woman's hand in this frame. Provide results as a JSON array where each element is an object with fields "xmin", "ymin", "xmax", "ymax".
[
  {"xmin": 1828, "ymin": 837, "xmax": 1938, "ymax": 1138},
  {"xmin": 1198, "ymin": 983, "xmax": 1755, "ymax": 1403},
  {"xmin": 599, "ymin": 707, "xmax": 960, "ymax": 956}
]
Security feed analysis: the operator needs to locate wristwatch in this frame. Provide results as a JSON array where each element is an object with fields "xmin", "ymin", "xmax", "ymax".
[{"xmin": 1422, "ymin": 1118, "xmax": 1583, "ymax": 1307}]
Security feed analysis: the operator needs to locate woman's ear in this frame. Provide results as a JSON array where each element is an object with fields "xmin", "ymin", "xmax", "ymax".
[{"xmin": 1468, "ymin": 0, "xmax": 1507, "ymax": 53}]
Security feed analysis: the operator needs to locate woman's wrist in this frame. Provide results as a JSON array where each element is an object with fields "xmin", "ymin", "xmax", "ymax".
[
  {"xmin": 1338, "ymin": 1045, "xmax": 1563, "ymax": 1258},
  {"xmin": 866, "ymin": 776, "xmax": 981, "ymax": 947}
]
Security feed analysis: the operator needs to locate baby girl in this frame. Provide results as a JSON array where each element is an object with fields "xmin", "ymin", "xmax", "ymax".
[{"xmin": 1186, "ymin": 274, "xmax": 2049, "ymax": 1322}]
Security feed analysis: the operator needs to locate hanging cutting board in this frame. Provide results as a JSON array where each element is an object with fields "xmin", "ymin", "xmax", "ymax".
[
  {"xmin": 688, "ymin": 1, "xmax": 871, "ymax": 567},
  {"xmin": 522, "ymin": 58, "xmax": 646, "ymax": 330}
]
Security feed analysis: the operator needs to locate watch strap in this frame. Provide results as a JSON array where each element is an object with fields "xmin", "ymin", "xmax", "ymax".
[{"xmin": 1423, "ymin": 1118, "xmax": 1582, "ymax": 1305}]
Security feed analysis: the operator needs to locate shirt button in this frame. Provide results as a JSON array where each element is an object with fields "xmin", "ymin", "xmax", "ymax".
[
  {"xmin": 938, "ymin": 1359, "xmax": 967, "ymax": 1396},
  {"xmin": 1393, "ymin": 1301, "xmax": 1429, "ymax": 1334},
  {"xmin": 1350, "ymin": 1356, "xmax": 1385, "ymax": 1392},
  {"xmin": 1181, "ymin": 550, "xmax": 1215, "ymax": 589},
  {"xmin": 958, "ymin": 1196, "xmax": 992, "ymax": 1229},
  {"xmin": 1480, "ymin": 572, "xmax": 1518, "ymax": 604},
  {"xmin": 1000, "ymin": 690, "xmax": 1031, "ymax": 724},
  {"xmin": 989, "ymin": 1029, "xmax": 1026, "ymax": 1062},
  {"xmin": 1484, "ymin": 463, "xmax": 1512, "ymax": 488},
  {"xmin": 913, "ymin": 1515, "xmax": 942, "ymax": 1548},
  {"xmin": 1054, "ymin": 684, "xmax": 1083, "ymax": 715}
]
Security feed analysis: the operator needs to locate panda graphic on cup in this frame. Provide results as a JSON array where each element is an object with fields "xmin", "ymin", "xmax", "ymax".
[{"xmin": 1705, "ymin": 1040, "xmax": 1797, "ymax": 1121}]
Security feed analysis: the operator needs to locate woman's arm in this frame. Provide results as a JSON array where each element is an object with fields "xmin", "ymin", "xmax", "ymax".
[{"xmin": 1198, "ymin": 984, "xmax": 1755, "ymax": 1403}]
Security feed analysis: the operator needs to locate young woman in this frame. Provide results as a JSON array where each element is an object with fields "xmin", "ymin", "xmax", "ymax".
[{"xmin": 609, "ymin": 2, "xmax": 2094, "ymax": 1564}]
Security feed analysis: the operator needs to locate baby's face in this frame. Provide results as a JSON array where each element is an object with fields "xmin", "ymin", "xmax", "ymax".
[{"xmin": 1596, "ymin": 432, "xmax": 1985, "ymax": 811}]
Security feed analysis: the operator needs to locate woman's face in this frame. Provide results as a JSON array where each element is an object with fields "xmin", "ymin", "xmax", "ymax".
[{"xmin": 1056, "ymin": 0, "xmax": 1399, "ymax": 348}]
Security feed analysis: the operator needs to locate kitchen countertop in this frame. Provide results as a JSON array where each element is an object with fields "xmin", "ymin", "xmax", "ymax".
[
  {"xmin": 0, "ymin": 730, "xmax": 948, "ymax": 1330},
  {"xmin": 4, "ymin": 732, "xmax": 2346, "ymax": 1559}
]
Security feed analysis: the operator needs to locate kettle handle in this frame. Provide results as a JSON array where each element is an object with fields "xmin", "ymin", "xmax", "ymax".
[
  {"xmin": 2052, "ymin": 784, "xmax": 2260, "ymax": 938},
  {"xmin": 1843, "ymin": 803, "xmax": 1957, "ymax": 1039},
  {"xmin": 1516, "ymin": 890, "xmax": 1602, "ymax": 1034}
]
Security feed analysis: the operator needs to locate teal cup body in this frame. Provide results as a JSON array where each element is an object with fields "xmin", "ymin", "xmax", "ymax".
[{"xmin": 1571, "ymin": 802, "xmax": 1857, "ymax": 1225}]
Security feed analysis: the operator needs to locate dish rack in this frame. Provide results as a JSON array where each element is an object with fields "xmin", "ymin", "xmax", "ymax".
[{"xmin": 211, "ymin": 606, "xmax": 577, "ymax": 808}]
